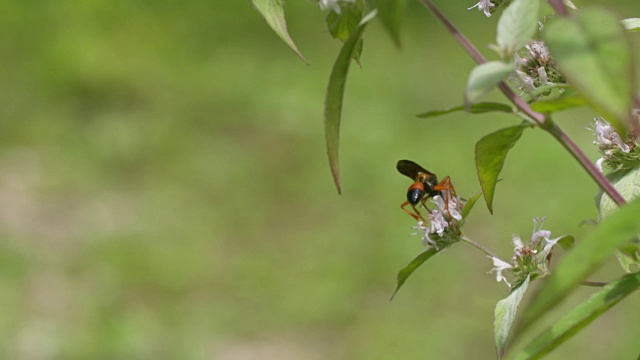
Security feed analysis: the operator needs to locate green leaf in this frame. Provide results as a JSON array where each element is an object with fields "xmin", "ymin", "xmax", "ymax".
[
  {"xmin": 599, "ymin": 167, "xmax": 640, "ymax": 219},
  {"xmin": 521, "ymin": 197, "xmax": 640, "ymax": 331},
  {"xmin": 557, "ymin": 235, "xmax": 574, "ymax": 250},
  {"xmin": 325, "ymin": 10, "xmax": 377, "ymax": 193},
  {"xmin": 417, "ymin": 102, "xmax": 513, "ymax": 118},
  {"xmin": 517, "ymin": 273, "xmax": 640, "ymax": 360},
  {"xmin": 250, "ymin": 0, "xmax": 306, "ymax": 63},
  {"xmin": 368, "ymin": 0, "xmax": 406, "ymax": 48},
  {"xmin": 465, "ymin": 61, "xmax": 514, "ymax": 104},
  {"xmin": 461, "ymin": 191, "xmax": 483, "ymax": 222},
  {"xmin": 544, "ymin": 8, "xmax": 634, "ymax": 134},
  {"xmin": 621, "ymin": 18, "xmax": 640, "ymax": 32},
  {"xmin": 475, "ymin": 124, "xmax": 530, "ymax": 214},
  {"xmin": 496, "ymin": 0, "xmax": 540, "ymax": 56},
  {"xmin": 391, "ymin": 247, "xmax": 439, "ymax": 300},
  {"xmin": 495, "ymin": 275, "xmax": 530, "ymax": 359},
  {"xmin": 326, "ymin": 3, "xmax": 364, "ymax": 42},
  {"xmin": 529, "ymin": 94, "xmax": 587, "ymax": 113}
]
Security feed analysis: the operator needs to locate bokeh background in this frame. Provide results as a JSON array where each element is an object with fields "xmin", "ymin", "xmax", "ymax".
[{"xmin": 1, "ymin": 1, "xmax": 639, "ymax": 359}]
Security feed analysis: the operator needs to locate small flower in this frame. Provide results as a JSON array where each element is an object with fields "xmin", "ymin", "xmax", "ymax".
[
  {"xmin": 589, "ymin": 116, "xmax": 637, "ymax": 172},
  {"xmin": 318, "ymin": 0, "xmax": 354, "ymax": 14},
  {"xmin": 489, "ymin": 256, "xmax": 513, "ymax": 287},
  {"xmin": 432, "ymin": 195, "xmax": 462, "ymax": 221},
  {"xmin": 468, "ymin": 0, "xmax": 495, "ymax": 17}
]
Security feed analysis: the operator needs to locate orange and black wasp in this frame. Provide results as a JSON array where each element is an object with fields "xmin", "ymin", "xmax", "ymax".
[{"xmin": 396, "ymin": 159, "xmax": 459, "ymax": 224}]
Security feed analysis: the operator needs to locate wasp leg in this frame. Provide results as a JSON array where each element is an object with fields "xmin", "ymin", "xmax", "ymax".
[
  {"xmin": 400, "ymin": 201, "xmax": 426, "ymax": 222},
  {"xmin": 433, "ymin": 176, "xmax": 460, "ymax": 233}
]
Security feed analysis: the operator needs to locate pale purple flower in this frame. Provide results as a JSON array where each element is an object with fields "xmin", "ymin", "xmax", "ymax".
[
  {"xmin": 468, "ymin": 0, "xmax": 495, "ymax": 17},
  {"xmin": 489, "ymin": 256, "xmax": 513, "ymax": 287}
]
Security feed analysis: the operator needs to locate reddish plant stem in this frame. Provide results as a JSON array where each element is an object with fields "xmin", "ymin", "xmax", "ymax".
[
  {"xmin": 419, "ymin": 0, "xmax": 626, "ymax": 206},
  {"xmin": 547, "ymin": 0, "xmax": 569, "ymax": 16}
]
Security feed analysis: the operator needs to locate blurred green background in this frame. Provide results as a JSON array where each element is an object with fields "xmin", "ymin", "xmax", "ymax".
[{"xmin": 1, "ymin": 1, "xmax": 639, "ymax": 359}]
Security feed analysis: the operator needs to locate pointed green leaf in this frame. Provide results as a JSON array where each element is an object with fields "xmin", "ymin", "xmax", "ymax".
[
  {"xmin": 461, "ymin": 192, "xmax": 483, "ymax": 222},
  {"xmin": 496, "ymin": 0, "xmax": 540, "ymax": 56},
  {"xmin": 250, "ymin": 0, "xmax": 306, "ymax": 63},
  {"xmin": 326, "ymin": 3, "xmax": 363, "ymax": 41},
  {"xmin": 475, "ymin": 124, "xmax": 530, "ymax": 214},
  {"xmin": 325, "ymin": 10, "xmax": 377, "ymax": 193},
  {"xmin": 465, "ymin": 61, "xmax": 514, "ymax": 104},
  {"xmin": 518, "ymin": 273, "xmax": 640, "ymax": 360},
  {"xmin": 529, "ymin": 94, "xmax": 587, "ymax": 113},
  {"xmin": 368, "ymin": 0, "xmax": 406, "ymax": 48},
  {"xmin": 544, "ymin": 8, "xmax": 634, "ymax": 134},
  {"xmin": 621, "ymin": 18, "xmax": 640, "ymax": 32},
  {"xmin": 391, "ymin": 247, "xmax": 439, "ymax": 300},
  {"xmin": 521, "ymin": 197, "xmax": 640, "ymax": 331},
  {"xmin": 417, "ymin": 102, "xmax": 513, "ymax": 118},
  {"xmin": 495, "ymin": 275, "xmax": 530, "ymax": 359}
]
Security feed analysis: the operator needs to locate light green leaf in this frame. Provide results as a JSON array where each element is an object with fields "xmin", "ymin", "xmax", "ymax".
[
  {"xmin": 557, "ymin": 235, "xmax": 574, "ymax": 250},
  {"xmin": 368, "ymin": 0, "xmax": 406, "ymax": 48},
  {"xmin": 391, "ymin": 248, "xmax": 439, "ymax": 300},
  {"xmin": 250, "ymin": 0, "xmax": 306, "ymax": 63},
  {"xmin": 544, "ymin": 8, "xmax": 634, "ymax": 134},
  {"xmin": 417, "ymin": 102, "xmax": 513, "ymax": 118},
  {"xmin": 621, "ymin": 18, "xmax": 640, "ymax": 32},
  {"xmin": 495, "ymin": 275, "xmax": 530, "ymax": 360},
  {"xmin": 529, "ymin": 94, "xmax": 587, "ymax": 113},
  {"xmin": 517, "ymin": 273, "xmax": 640, "ymax": 360},
  {"xmin": 599, "ymin": 168, "xmax": 640, "ymax": 219},
  {"xmin": 521, "ymin": 197, "xmax": 640, "ymax": 331},
  {"xmin": 325, "ymin": 10, "xmax": 377, "ymax": 193},
  {"xmin": 496, "ymin": 0, "xmax": 540, "ymax": 56},
  {"xmin": 465, "ymin": 61, "xmax": 514, "ymax": 104},
  {"xmin": 326, "ymin": 2, "xmax": 364, "ymax": 42},
  {"xmin": 475, "ymin": 124, "xmax": 531, "ymax": 214}
]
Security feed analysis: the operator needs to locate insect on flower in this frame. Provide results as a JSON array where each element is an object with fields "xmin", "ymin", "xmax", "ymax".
[{"xmin": 396, "ymin": 160, "xmax": 460, "ymax": 228}]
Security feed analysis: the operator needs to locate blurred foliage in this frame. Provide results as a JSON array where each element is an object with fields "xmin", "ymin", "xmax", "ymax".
[{"xmin": 0, "ymin": 1, "xmax": 638, "ymax": 359}]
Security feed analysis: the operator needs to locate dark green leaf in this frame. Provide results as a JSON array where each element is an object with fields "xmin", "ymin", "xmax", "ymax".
[
  {"xmin": 544, "ymin": 8, "xmax": 634, "ymax": 134},
  {"xmin": 517, "ymin": 273, "xmax": 640, "ymax": 360},
  {"xmin": 326, "ymin": 4, "xmax": 363, "ymax": 42},
  {"xmin": 621, "ymin": 18, "xmax": 640, "ymax": 32},
  {"xmin": 496, "ymin": 0, "xmax": 540, "ymax": 56},
  {"xmin": 250, "ymin": 0, "xmax": 306, "ymax": 63},
  {"xmin": 417, "ymin": 102, "xmax": 513, "ymax": 118},
  {"xmin": 465, "ymin": 61, "xmax": 514, "ymax": 103},
  {"xmin": 529, "ymin": 94, "xmax": 587, "ymax": 113},
  {"xmin": 475, "ymin": 124, "xmax": 530, "ymax": 214},
  {"xmin": 368, "ymin": 0, "xmax": 406, "ymax": 48},
  {"xmin": 521, "ymin": 197, "xmax": 640, "ymax": 331},
  {"xmin": 495, "ymin": 275, "xmax": 530, "ymax": 359},
  {"xmin": 391, "ymin": 247, "xmax": 439, "ymax": 300},
  {"xmin": 325, "ymin": 10, "xmax": 377, "ymax": 193}
]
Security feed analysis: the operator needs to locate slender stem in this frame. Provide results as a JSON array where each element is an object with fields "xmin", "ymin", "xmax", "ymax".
[
  {"xmin": 419, "ymin": 0, "xmax": 626, "ymax": 206},
  {"xmin": 581, "ymin": 280, "xmax": 607, "ymax": 287},
  {"xmin": 547, "ymin": 0, "xmax": 569, "ymax": 16},
  {"xmin": 461, "ymin": 236, "xmax": 498, "ymax": 258}
]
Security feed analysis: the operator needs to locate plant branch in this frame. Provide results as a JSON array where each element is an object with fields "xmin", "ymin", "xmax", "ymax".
[
  {"xmin": 419, "ymin": 0, "xmax": 626, "ymax": 206},
  {"xmin": 547, "ymin": 0, "xmax": 569, "ymax": 16},
  {"xmin": 461, "ymin": 236, "xmax": 498, "ymax": 258}
]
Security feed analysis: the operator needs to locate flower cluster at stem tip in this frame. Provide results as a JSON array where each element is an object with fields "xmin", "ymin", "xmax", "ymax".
[
  {"xmin": 411, "ymin": 193, "xmax": 464, "ymax": 249},
  {"xmin": 514, "ymin": 40, "xmax": 565, "ymax": 92},
  {"xmin": 490, "ymin": 217, "xmax": 565, "ymax": 288},
  {"xmin": 589, "ymin": 115, "xmax": 640, "ymax": 172}
]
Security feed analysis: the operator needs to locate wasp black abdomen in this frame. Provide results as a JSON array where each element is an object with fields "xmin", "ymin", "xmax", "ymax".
[{"xmin": 407, "ymin": 182, "xmax": 425, "ymax": 206}]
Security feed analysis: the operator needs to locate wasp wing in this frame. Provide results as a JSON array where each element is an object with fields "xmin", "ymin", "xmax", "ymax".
[{"xmin": 396, "ymin": 160, "xmax": 433, "ymax": 180}]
